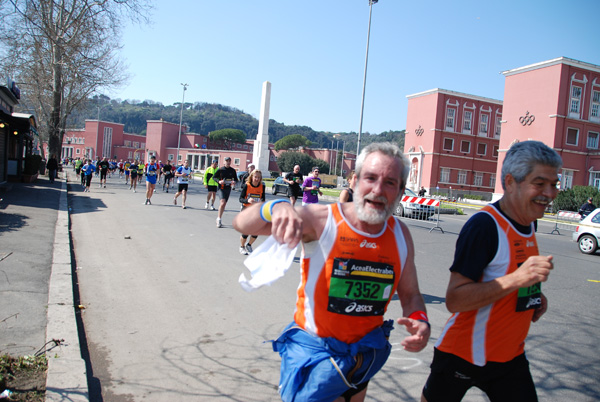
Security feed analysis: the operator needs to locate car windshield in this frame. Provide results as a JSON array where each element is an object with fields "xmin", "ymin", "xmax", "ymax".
[{"xmin": 404, "ymin": 188, "xmax": 418, "ymax": 196}]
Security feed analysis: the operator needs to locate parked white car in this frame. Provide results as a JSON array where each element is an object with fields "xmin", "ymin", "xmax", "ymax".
[
  {"xmin": 394, "ymin": 188, "xmax": 435, "ymax": 220},
  {"xmin": 572, "ymin": 208, "xmax": 600, "ymax": 254}
]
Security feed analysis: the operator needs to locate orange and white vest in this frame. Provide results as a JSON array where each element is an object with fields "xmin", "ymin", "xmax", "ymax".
[
  {"xmin": 294, "ymin": 203, "xmax": 407, "ymax": 344},
  {"xmin": 435, "ymin": 204, "xmax": 539, "ymax": 366}
]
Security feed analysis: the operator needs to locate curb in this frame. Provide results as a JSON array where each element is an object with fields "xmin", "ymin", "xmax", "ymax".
[{"xmin": 45, "ymin": 175, "xmax": 89, "ymax": 401}]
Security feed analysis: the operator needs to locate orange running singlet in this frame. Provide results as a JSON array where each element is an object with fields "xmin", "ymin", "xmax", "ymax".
[
  {"xmin": 435, "ymin": 204, "xmax": 540, "ymax": 366},
  {"xmin": 294, "ymin": 203, "xmax": 407, "ymax": 344}
]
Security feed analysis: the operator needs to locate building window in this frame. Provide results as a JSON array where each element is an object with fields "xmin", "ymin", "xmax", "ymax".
[
  {"xmin": 234, "ymin": 158, "xmax": 240, "ymax": 165},
  {"xmin": 141, "ymin": 143, "xmax": 145, "ymax": 148},
  {"xmin": 243, "ymin": 145, "xmax": 248, "ymax": 149},
  {"xmin": 492, "ymin": 145, "xmax": 499, "ymax": 157},
  {"xmin": 178, "ymin": 154, "xmax": 182, "ymax": 161},
  {"xmin": 443, "ymin": 138, "xmax": 454, "ymax": 151},
  {"xmin": 479, "ymin": 114, "xmax": 489, "ymax": 136},
  {"xmin": 133, "ymin": 141, "xmax": 139, "ymax": 149},
  {"xmin": 76, "ymin": 148, "xmax": 80, "ymax": 154},
  {"xmin": 440, "ymin": 168, "xmax": 450, "ymax": 183},
  {"xmin": 566, "ymin": 128, "xmax": 579, "ymax": 146},
  {"xmin": 587, "ymin": 132, "xmax": 599, "ymax": 149},
  {"xmin": 168, "ymin": 154, "xmax": 174, "ymax": 161},
  {"xmin": 495, "ymin": 116, "xmax": 501, "ymax": 138},
  {"xmin": 562, "ymin": 169, "xmax": 574, "ymax": 190},
  {"xmin": 458, "ymin": 170, "xmax": 467, "ymax": 184},
  {"xmin": 237, "ymin": 143, "xmax": 242, "ymax": 148},
  {"xmin": 446, "ymin": 108, "xmax": 456, "ymax": 131},
  {"xmin": 128, "ymin": 151, "xmax": 133, "ymax": 158},
  {"xmin": 489, "ymin": 174, "xmax": 496, "ymax": 188},
  {"xmin": 124, "ymin": 140, "xmax": 131, "ymax": 147},
  {"xmin": 570, "ymin": 86, "xmax": 582, "ymax": 116},
  {"xmin": 462, "ymin": 111, "xmax": 472, "ymax": 134},
  {"xmin": 460, "ymin": 140, "xmax": 471, "ymax": 154},
  {"xmin": 474, "ymin": 172, "xmax": 483, "ymax": 187},
  {"xmin": 102, "ymin": 127, "xmax": 113, "ymax": 158},
  {"xmin": 591, "ymin": 90, "xmax": 600, "ymax": 121},
  {"xmin": 477, "ymin": 143, "xmax": 487, "ymax": 156},
  {"xmin": 591, "ymin": 171, "xmax": 600, "ymax": 189}
]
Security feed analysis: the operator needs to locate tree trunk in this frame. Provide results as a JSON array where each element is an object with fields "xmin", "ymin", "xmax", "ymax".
[{"xmin": 49, "ymin": 43, "xmax": 63, "ymax": 159}]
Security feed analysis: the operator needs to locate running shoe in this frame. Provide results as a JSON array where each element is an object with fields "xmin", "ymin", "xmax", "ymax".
[
  {"xmin": 239, "ymin": 247, "xmax": 248, "ymax": 255},
  {"xmin": 245, "ymin": 244, "xmax": 253, "ymax": 254},
  {"xmin": 144, "ymin": 199, "xmax": 149, "ymax": 205},
  {"xmin": 147, "ymin": 199, "xmax": 151, "ymax": 205},
  {"xmin": 216, "ymin": 218, "xmax": 222, "ymax": 228},
  {"xmin": 210, "ymin": 205, "xmax": 216, "ymax": 211},
  {"xmin": 173, "ymin": 198, "xmax": 177, "ymax": 205},
  {"xmin": 182, "ymin": 205, "xmax": 186, "ymax": 209},
  {"xmin": 205, "ymin": 203, "xmax": 209, "ymax": 210}
]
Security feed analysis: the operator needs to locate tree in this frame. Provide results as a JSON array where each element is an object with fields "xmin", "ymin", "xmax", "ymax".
[
  {"xmin": 274, "ymin": 134, "xmax": 311, "ymax": 151},
  {"xmin": 209, "ymin": 128, "xmax": 246, "ymax": 150},
  {"xmin": 276, "ymin": 151, "xmax": 329, "ymax": 175},
  {"xmin": 0, "ymin": 0, "xmax": 151, "ymax": 159}
]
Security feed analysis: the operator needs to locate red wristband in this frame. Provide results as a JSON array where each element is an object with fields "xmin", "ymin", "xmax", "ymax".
[{"xmin": 408, "ymin": 310, "xmax": 429, "ymax": 322}]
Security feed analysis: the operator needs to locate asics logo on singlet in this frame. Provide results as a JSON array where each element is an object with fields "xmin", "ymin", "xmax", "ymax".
[
  {"xmin": 345, "ymin": 302, "xmax": 373, "ymax": 313},
  {"xmin": 526, "ymin": 297, "xmax": 542, "ymax": 309},
  {"xmin": 360, "ymin": 240, "xmax": 377, "ymax": 249},
  {"xmin": 526, "ymin": 240, "xmax": 535, "ymax": 247}
]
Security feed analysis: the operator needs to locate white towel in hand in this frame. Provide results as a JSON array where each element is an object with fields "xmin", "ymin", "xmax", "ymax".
[{"xmin": 239, "ymin": 235, "xmax": 298, "ymax": 292}]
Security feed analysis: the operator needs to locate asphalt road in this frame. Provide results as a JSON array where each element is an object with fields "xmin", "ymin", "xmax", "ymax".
[{"xmin": 68, "ymin": 173, "xmax": 600, "ymax": 402}]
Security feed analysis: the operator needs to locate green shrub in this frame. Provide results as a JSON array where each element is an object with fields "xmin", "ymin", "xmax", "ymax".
[{"xmin": 552, "ymin": 186, "xmax": 599, "ymax": 213}]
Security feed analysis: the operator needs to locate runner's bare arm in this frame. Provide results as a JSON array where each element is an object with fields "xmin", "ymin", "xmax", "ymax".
[
  {"xmin": 446, "ymin": 255, "xmax": 553, "ymax": 313},
  {"xmin": 233, "ymin": 202, "xmax": 327, "ymax": 248},
  {"xmin": 395, "ymin": 221, "xmax": 430, "ymax": 353}
]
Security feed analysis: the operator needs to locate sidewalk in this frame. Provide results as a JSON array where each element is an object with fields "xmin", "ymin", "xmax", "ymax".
[{"xmin": 0, "ymin": 173, "xmax": 88, "ymax": 401}]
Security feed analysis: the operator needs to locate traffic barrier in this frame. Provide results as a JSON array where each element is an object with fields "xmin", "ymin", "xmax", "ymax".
[
  {"xmin": 398, "ymin": 196, "xmax": 445, "ymax": 233},
  {"xmin": 550, "ymin": 210, "xmax": 581, "ymax": 235}
]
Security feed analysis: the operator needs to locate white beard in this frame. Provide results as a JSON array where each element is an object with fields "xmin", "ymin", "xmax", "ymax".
[{"xmin": 353, "ymin": 189, "xmax": 401, "ymax": 225}]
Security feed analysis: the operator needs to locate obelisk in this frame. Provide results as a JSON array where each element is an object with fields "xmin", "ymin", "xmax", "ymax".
[{"xmin": 253, "ymin": 81, "xmax": 271, "ymax": 174}]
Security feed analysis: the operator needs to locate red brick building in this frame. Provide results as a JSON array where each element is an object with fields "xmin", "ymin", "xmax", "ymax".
[
  {"xmin": 404, "ymin": 88, "xmax": 502, "ymax": 199},
  {"xmin": 495, "ymin": 57, "xmax": 600, "ymax": 199}
]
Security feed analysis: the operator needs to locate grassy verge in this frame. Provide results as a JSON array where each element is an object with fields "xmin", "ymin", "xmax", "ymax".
[{"xmin": 0, "ymin": 354, "xmax": 47, "ymax": 401}]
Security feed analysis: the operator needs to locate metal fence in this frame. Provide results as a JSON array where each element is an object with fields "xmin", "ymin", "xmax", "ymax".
[
  {"xmin": 550, "ymin": 210, "xmax": 581, "ymax": 235},
  {"xmin": 396, "ymin": 195, "xmax": 445, "ymax": 233}
]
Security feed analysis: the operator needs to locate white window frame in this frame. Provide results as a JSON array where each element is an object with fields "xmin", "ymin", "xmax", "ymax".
[
  {"xmin": 102, "ymin": 127, "xmax": 113, "ymax": 158},
  {"xmin": 479, "ymin": 113, "xmax": 489, "ymax": 136},
  {"xmin": 566, "ymin": 128, "xmax": 579, "ymax": 146},
  {"xmin": 460, "ymin": 140, "xmax": 471, "ymax": 154},
  {"xmin": 76, "ymin": 148, "xmax": 80, "ymax": 155},
  {"xmin": 590, "ymin": 88, "xmax": 600, "ymax": 122},
  {"xmin": 128, "ymin": 151, "xmax": 133, "ymax": 158},
  {"xmin": 489, "ymin": 173, "xmax": 496, "ymax": 188},
  {"xmin": 458, "ymin": 170, "xmax": 467, "ymax": 185},
  {"xmin": 462, "ymin": 110, "xmax": 472, "ymax": 134},
  {"xmin": 492, "ymin": 145, "xmax": 499, "ymax": 158},
  {"xmin": 234, "ymin": 158, "xmax": 240, "ymax": 165},
  {"xmin": 562, "ymin": 169, "xmax": 574, "ymax": 190},
  {"xmin": 590, "ymin": 171, "xmax": 600, "ymax": 189},
  {"xmin": 587, "ymin": 131, "xmax": 599, "ymax": 149},
  {"xmin": 495, "ymin": 115, "xmax": 502, "ymax": 138},
  {"xmin": 443, "ymin": 138, "xmax": 454, "ymax": 151},
  {"xmin": 477, "ymin": 143, "xmax": 487, "ymax": 156},
  {"xmin": 440, "ymin": 168, "xmax": 450, "ymax": 183},
  {"xmin": 473, "ymin": 172, "xmax": 483, "ymax": 187},
  {"xmin": 570, "ymin": 85, "xmax": 582, "ymax": 117},
  {"xmin": 446, "ymin": 107, "xmax": 456, "ymax": 131}
]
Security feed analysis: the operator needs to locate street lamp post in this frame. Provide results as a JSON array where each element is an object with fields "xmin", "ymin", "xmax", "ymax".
[
  {"xmin": 356, "ymin": 0, "xmax": 378, "ymax": 156},
  {"xmin": 176, "ymin": 83, "xmax": 189, "ymax": 166}
]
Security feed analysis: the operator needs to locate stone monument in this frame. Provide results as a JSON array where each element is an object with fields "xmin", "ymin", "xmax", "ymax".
[{"xmin": 253, "ymin": 81, "xmax": 271, "ymax": 174}]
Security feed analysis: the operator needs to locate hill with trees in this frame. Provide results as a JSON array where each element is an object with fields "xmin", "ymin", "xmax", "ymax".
[{"xmin": 68, "ymin": 95, "xmax": 405, "ymax": 152}]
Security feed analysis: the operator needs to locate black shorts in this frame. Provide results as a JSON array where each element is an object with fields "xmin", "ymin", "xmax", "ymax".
[
  {"xmin": 423, "ymin": 348, "xmax": 537, "ymax": 402},
  {"xmin": 178, "ymin": 183, "xmax": 188, "ymax": 192},
  {"xmin": 85, "ymin": 175, "xmax": 92, "ymax": 186},
  {"xmin": 217, "ymin": 186, "xmax": 232, "ymax": 201},
  {"xmin": 289, "ymin": 185, "xmax": 302, "ymax": 199},
  {"xmin": 207, "ymin": 185, "xmax": 217, "ymax": 192},
  {"xmin": 100, "ymin": 170, "xmax": 108, "ymax": 180}
]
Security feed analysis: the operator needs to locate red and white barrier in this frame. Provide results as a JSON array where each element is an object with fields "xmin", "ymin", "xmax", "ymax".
[
  {"xmin": 401, "ymin": 196, "xmax": 441, "ymax": 207},
  {"xmin": 557, "ymin": 211, "xmax": 581, "ymax": 220}
]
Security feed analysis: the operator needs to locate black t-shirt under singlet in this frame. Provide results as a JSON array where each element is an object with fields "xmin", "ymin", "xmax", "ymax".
[{"xmin": 450, "ymin": 201, "xmax": 533, "ymax": 282}]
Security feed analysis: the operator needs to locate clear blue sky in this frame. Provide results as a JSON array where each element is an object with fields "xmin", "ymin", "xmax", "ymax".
[{"xmin": 114, "ymin": 0, "xmax": 600, "ymax": 135}]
